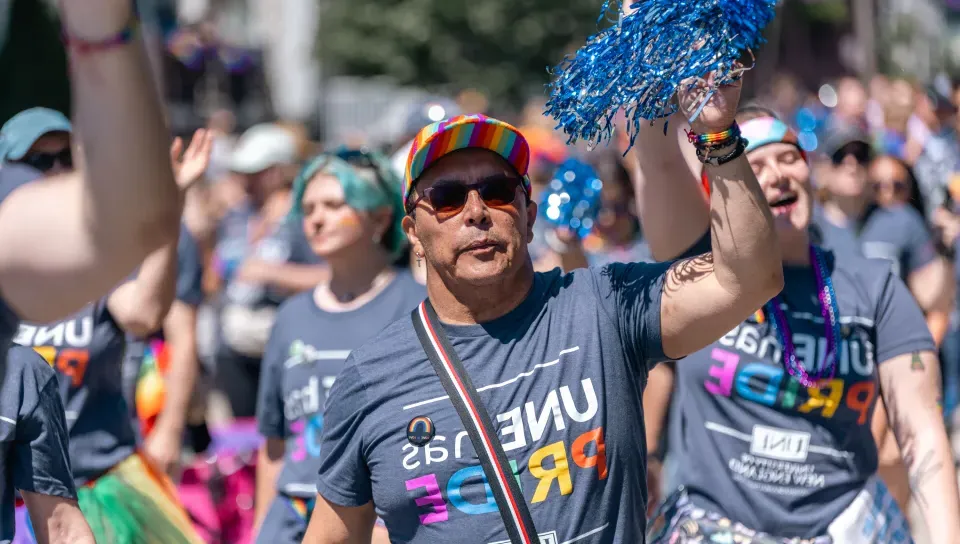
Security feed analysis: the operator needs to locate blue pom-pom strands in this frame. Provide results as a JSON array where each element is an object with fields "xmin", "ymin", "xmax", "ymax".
[{"xmin": 545, "ymin": 0, "xmax": 777, "ymax": 151}]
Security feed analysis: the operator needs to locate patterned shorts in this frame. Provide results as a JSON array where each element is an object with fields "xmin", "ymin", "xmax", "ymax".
[{"xmin": 648, "ymin": 478, "xmax": 913, "ymax": 544}]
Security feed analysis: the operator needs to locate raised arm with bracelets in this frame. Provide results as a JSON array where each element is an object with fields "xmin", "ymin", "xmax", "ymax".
[
  {"xmin": 0, "ymin": 0, "xmax": 180, "ymax": 323},
  {"xmin": 651, "ymin": 75, "xmax": 783, "ymax": 360}
]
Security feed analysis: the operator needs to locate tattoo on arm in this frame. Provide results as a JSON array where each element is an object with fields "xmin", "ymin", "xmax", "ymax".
[
  {"xmin": 881, "ymin": 367, "xmax": 946, "ymax": 512},
  {"xmin": 663, "ymin": 253, "xmax": 714, "ymax": 294},
  {"xmin": 905, "ymin": 449, "xmax": 944, "ymax": 510},
  {"xmin": 911, "ymin": 351, "xmax": 925, "ymax": 371}
]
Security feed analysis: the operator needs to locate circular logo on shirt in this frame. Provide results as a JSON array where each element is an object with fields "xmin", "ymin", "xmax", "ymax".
[{"xmin": 406, "ymin": 416, "xmax": 435, "ymax": 447}]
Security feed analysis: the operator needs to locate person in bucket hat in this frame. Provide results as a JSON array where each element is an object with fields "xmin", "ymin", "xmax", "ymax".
[{"xmin": 303, "ymin": 102, "xmax": 783, "ymax": 543}]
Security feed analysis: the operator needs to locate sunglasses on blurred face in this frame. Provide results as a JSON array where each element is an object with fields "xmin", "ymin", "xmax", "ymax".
[
  {"xmin": 873, "ymin": 179, "xmax": 908, "ymax": 193},
  {"xmin": 407, "ymin": 175, "xmax": 524, "ymax": 219},
  {"xmin": 16, "ymin": 148, "xmax": 73, "ymax": 172},
  {"xmin": 831, "ymin": 142, "xmax": 872, "ymax": 167}
]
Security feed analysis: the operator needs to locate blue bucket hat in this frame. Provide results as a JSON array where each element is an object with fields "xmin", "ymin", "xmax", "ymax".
[{"xmin": 0, "ymin": 108, "xmax": 73, "ymax": 162}]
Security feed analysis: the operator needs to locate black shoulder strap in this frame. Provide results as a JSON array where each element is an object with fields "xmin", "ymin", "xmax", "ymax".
[{"xmin": 411, "ymin": 300, "xmax": 540, "ymax": 544}]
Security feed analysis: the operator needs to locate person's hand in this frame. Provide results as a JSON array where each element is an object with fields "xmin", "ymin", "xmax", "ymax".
[
  {"xmin": 171, "ymin": 129, "xmax": 215, "ymax": 192},
  {"xmin": 143, "ymin": 422, "xmax": 184, "ymax": 476},
  {"xmin": 677, "ymin": 71, "xmax": 744, "ymax": 135}
]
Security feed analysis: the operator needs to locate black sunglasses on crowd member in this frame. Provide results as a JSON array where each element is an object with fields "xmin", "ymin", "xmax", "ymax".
[
  {"xmin": 830, "ymin": 140, "xmax": 872, "ymax": 166},
  {"xmin": 871, "ymin": 179, "xmax": 909, "ymax": 193},
  {"xmin": 406, "ymin": 175, "xmax": 525, "ymax": 219},
  {"xmin": 334, "ymin": 147, "xmax": 391, "ymax": 190},
  {"xmin": 16, "ymin": 148, "xmax": 73, "ymax": 172}
]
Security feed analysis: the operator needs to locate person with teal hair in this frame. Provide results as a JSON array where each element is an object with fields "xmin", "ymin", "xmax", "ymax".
[{"xmin": 253, "ymin": 149, "xmax": 424, "ymax": 544}]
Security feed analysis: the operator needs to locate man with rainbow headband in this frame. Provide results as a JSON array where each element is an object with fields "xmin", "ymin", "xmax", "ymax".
[
  {"xmin": 302, "ymin": 79, "xmax": 787, "ymax": 541},
  {"xmin": 635, "ymin": 106, "xmax": 960, "ymax": 543}
]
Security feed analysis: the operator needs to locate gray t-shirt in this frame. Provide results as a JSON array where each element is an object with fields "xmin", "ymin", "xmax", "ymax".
[
  {"xmin": 316, "ymin": 264, "xmax": 670, "ymax": 543},
  {"xmin": 817, "ymin": 204, "xmax": 936, "ymax": 279},
  {"xmin": 668, "ymin": 246, "xmax": 934, "ymax": 537},
  {"xmin": 0, "ymin": 346, "xmax": 76, "ymax": 544},
  {"xmin": 256, "ymin": 270, "xmax": 425, "ymax": 498},
  {"xmin": 15, "ymin": 299, "xmax": 135, "ymax": 484},
  {"xmin": 811, "ymin": 206, "xmax": 861, "ymax": 258},
  {"xmin": 859, "ymin": 205, "xmax": 936, "ymax": 279}
]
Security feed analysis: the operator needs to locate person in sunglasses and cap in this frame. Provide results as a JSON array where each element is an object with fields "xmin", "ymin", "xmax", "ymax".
[
  {"xmin": 303, "ymin": 76, "xmax": 784, "ymax": 542},
  {"xmin": 815, "ymin": 126, "xmax": 951, "ymax": 343},
  {"xmin": 0, "ymin": 107, "xmax": 73, "ymax": 174}
]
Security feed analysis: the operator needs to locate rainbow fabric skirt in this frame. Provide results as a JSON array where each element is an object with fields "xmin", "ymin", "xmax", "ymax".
[
  {"xmin": 78, "ymin": 453, "xmax": 203, "ymax": 544},
  {"xmin": 16, "ymin": 453, "xmax": 203, "ymax": 544}
]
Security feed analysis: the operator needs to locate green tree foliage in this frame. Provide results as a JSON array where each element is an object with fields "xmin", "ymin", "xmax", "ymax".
[{"xmin": 317, "ymin": 0, "xmax": 609, "ymax": 107}]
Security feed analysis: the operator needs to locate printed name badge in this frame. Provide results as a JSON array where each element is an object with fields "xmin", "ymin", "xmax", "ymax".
[
  {"xmin": 750, "ymin": 425, "xmax": 811, "ymax": 462},
  {"xmin": 406, "ymin": 416, "xmax": 435, "ymax": 447}
]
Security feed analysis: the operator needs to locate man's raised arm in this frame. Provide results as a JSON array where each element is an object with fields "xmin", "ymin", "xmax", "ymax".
[{"xmin": 653, "ymin": 79, "xmax": 783, "ymax": 360}]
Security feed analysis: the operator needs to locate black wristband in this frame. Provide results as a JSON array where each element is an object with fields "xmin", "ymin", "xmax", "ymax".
[{"xmin": 697, "ymin": 136, "xmax": 748, "ymax": 166}]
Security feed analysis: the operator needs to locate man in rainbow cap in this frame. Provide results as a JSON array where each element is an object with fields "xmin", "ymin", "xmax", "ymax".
[{"xmin": 304, "ymin": 106, "xmax": 782, "ymax": 543}]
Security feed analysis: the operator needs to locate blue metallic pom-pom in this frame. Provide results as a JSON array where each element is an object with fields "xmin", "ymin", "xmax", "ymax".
[
  {"xmin": 539, "ymin": 158, "xmax": 604, "ymax": 239},
  {"xmin": 545, "ymin": 0, "xmax": 778, "ymax": 151}
]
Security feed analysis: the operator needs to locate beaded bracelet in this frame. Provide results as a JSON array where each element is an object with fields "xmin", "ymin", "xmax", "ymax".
[
  {"xmin": 62, "ymin": 19, "xmax": 139, "ymax": 54},
  {"xmin": 686, "ymin": 123, "xmax": 741, "ymax": 151}
]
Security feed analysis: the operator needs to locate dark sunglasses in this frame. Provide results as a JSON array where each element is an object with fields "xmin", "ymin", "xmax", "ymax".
[
  {"xmin": 873, "ymin": 179, "xmax": 908, "ymax": 192},
  {"xmin": 407, "ymin": 176, "xmax": 524, "ymax": 218},
  {"xmin": 334, "ymin": 148, "xmax": 389, "ymax": 191},
  {"xmin": 16, "ymin": 148, "xmax": 73, "ymax": 172},
  {"xmin": 831, "ymin": 142, "xmax": 872, "ymax": 166}
]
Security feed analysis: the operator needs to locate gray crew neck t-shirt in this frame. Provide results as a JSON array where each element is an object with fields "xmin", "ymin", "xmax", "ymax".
[
  {"xmin": 668, "ymin": 244, "xmax": 933, "ymax": 537},
  {"xmin": 0, "ymin": 346, "xmax": 76, "ymax": 544},
  {"xmin": 257, "ymin": 270, "xmax": 425, "ymax": 498},
  {"xmin": 316, "ymin": 264, "xmax": 670, "ymax": 543},
  {"xmin": 814, "ymin": 204, "xmax": 935, "ymax": 279},
  {"xmin": 15, "ymin": 299, "xmax": 134, "ymax": 484},
  {"xmin": 859, "ymin": 205, "xmax": 936, "ymax": 279}
]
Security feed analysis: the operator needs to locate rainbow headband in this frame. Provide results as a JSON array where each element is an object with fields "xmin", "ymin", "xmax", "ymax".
[{"xmin": 739, "ymin": 117, "xmax": 804, "ymax": 157}]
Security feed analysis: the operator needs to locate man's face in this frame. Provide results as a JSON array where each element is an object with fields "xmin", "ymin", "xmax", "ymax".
[{"xmin": 402, "ymin": 149, "xmax": 537, "ymax": 287}]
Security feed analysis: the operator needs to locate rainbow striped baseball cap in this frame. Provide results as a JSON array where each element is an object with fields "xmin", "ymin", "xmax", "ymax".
[{"xmin": 403, "ymin": 114, "xmax": 531, "ymax": 206}]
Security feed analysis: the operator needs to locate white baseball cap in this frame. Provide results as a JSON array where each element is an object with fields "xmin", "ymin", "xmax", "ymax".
[{"xmin": 229, "ymin": 124, "xmax": 297, "ymax": 174}]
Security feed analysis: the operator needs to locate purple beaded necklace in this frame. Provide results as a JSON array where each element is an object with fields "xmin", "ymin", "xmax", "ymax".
[{"xmin": 763, "ymin": 245, "xmax": 841, "ymax": 387}]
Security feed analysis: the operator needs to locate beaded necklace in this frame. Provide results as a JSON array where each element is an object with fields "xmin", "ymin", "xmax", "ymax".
[{"xmin": 756, "ymin": 245, "xmax": 841, "ymax": 387}]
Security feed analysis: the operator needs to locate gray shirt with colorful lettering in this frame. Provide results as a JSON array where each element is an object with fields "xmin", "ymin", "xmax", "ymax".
[
  {"xmin": 668, "ymin": 237, "xmax": 933, "ymax": 537},
  {"xmin": 316, "ymin": 264, "xmax": 669, "ymax": 543},
  {"xmin": 257, "ymin": 271, "xmax": 425, "ymax": 498},
  {"xmin": 15, "ymin": 299, "xmax": 134, "ymax": 484}
]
